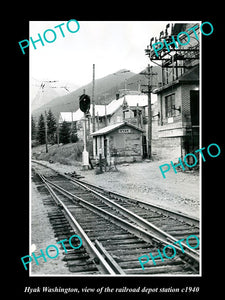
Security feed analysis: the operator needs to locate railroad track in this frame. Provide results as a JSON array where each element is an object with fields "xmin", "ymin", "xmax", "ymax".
[
  {"xmin": 31, "ymin": 160, "xmax": 200, "ymax": 275},
  {"xmin": 66, "ymin": 174, "xmax": 200, "ymax": 247}
]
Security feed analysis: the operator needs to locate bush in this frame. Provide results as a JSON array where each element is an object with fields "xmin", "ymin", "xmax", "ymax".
[{"xmin": 34, "ymin": 142, "xmax": 85, "ymax": 165}]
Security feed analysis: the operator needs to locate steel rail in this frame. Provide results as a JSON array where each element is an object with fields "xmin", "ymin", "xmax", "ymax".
[
  {"xmin": 31, "ymin": 161, "xmax": 199, "ymax": 258},
  {"xmin": 62, "ymin": 176, "xmax": 199, "ymax": 260},
  {"xmin": 37, "ymin": 172, "xmax": 117, "ymax": 275},
  {"xmin": 69, "ymin": 177, "xmax": 199, "ymax": 227},
  {"xmin": 42, "ymin": 175, "xmax": 199, "ymax": 271},
  {"xmin": 94, "ymin": 239, "xmax": 126, "ymax": 275},
  {"xmin": 31, "ymin": 160, "xmax": 199, "ymax": 226}
]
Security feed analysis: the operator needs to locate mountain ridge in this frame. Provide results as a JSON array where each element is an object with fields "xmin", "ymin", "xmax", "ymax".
[{"xmin": 32, "ymin": 67, "xmax": 161, "ymax": 120}]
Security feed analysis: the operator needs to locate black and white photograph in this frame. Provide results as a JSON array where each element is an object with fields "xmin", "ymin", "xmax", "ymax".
[
  {"xmin": 29, "ymin": 20, "xmax": 201, "ymax": 275},
  {"xmin": 14, "ymin": 13, "xmax": 223, "ymax": 298}
]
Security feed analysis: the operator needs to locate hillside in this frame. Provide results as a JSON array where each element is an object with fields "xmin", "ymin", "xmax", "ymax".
[{"xmin": 32, "ymin": 67, "xmax": 161, "ymax": 120}]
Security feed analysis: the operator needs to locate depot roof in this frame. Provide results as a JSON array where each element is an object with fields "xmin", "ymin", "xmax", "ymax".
[{"xmin": 91, "ymin": 121, "xmax": 144, "ymax": 136}]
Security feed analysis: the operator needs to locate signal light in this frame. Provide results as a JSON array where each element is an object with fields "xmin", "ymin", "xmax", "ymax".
[{"xmin": 79, "ymin": 94, "xmax": 90, "ymax": 113}]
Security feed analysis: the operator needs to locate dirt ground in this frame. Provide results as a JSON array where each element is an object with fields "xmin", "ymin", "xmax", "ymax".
[
  {"xmin": 31, "ymin": 182, "xmax": 71, "ymax": 275},
  {"xmin": 33, "ymin": 159, "xmax": 200, "ymax": 219}
]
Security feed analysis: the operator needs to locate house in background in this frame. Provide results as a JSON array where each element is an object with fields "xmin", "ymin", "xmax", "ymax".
[
  {"xmin": 59, "ymin": 91, "xmax": 156, "ymax": 160},
  {"xmin": 59, "ymin": 105, "xmax": 106, "ymax": 140}
]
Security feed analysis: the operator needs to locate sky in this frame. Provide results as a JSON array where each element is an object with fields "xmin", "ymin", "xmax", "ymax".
[{"xmin": 29, "ymin": 21, "xmax": 171, "ymax": 87}]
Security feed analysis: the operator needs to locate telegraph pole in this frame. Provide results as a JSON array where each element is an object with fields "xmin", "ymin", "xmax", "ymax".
[
  {"xmin": 140, "ymin": 64, "xmax": 157, "ymax": 159},
  {"xmin": 147, "ymin": 65, "xmax": 152, "ymax": 159},
  {"xmin": 57, "ymin": 117, "xmax": 59, "ymax": 147},
  {"xmin": 92, "ymin": 64, "xmax": 96, "ymax": 133},
  {"xmin": 44, "ymin": 110, "xmax": 48, "ymax": 153}
]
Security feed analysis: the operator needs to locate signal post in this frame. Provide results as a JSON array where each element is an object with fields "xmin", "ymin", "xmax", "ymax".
[{"xmin": 79, "ymin": 92, "xmax": 91, "ymax": 170}]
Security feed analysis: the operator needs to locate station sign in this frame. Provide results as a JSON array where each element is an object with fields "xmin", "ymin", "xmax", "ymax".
[{"xmin": 118, "ymin": 129, "xmax": 131, "ymax": 134}]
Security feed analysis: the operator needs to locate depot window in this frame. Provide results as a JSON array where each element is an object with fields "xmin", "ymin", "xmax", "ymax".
[{"xmin": 165, "ymin": 94, "xmax": 175, "ymax": 118}]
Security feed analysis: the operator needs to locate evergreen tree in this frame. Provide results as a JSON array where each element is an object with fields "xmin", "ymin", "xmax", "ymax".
[
  {"xmin": 70, "ymin": 122, "xmax": 79, "ymax": 143},
  {"xmin": 37, "ymin": 114, "xmax": 45, "ymax": 145},
  {"xmin": 31, "ymin": 115, "xmax": 36, "ymax": 140},
  {"xmin": 47, "ymin": 109, "xmax": 57, "ymax": 144},
  {"xmin": 59, "ymin": 121, "xmax": 71, "ymax": 144}
]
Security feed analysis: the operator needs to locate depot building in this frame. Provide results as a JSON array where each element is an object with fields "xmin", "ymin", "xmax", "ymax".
[{"xmin": 91, "ymin": 121, "xmax": 144, "ymax": 164}]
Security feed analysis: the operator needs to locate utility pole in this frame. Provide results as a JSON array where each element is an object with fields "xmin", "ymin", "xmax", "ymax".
[
  {"xmin": 104, "ymin": 104, "xmax": 107, "ymax": 126},
  {"xmin": 92, "ymin": 64, "xmax": 95, "ymax": 133},
  {"xmin": 147, "ymin": 65, "xmax": 152, "ymax": 159},
  {"xmin": 44, "ymin": 110, "xmax": 48, "ymax": 153},
  {"xmin": 70, "ymin": 111, "xmax": 73, "ymax": 143},
  {"xmin": 57, "ymin": 117, "xmax": 59, "ymax": 147},
  {"xmin": 140, "ymin": 64, "xmax": 157, "ymax": 159}
]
